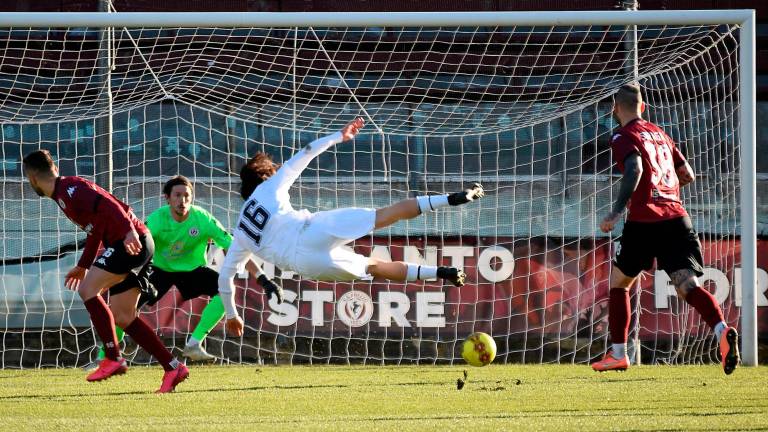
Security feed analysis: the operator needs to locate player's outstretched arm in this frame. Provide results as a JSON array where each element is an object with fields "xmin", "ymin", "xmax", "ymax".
[
  {"xmin": 218, "ymin": 263, "xmax": 244, "ymax": 337},
  {"xmin": 600, "ymin": 153, "xmax": 643, "ymax": 233},
  {"xmin": 271, "ymin": 117, "xmax": 365, "ymax": 190}
]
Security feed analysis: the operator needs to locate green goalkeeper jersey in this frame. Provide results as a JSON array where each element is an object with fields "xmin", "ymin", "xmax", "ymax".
[{"xmin": 146, "ymin": 204, "xmax": 232, "ymax": 272}]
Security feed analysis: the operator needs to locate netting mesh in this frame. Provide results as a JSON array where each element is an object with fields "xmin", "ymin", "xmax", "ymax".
[{"xmin": 0, "ymin": 21, "xmax": 745, "ymax": 367}]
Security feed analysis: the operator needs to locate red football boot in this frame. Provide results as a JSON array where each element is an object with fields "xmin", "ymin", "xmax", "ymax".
[
  {"xmin": 156, "ymin": 364, "xmax": 190, "ymax": 394},
  {"xmin": 86, "ymin": 357, "xmax": 128, "ymax": 382},
  {"xmin": 591, "ymin": 350, "xmax": 630, "ymax": 372},
  {"xmin": 720, "ymin": 326, "xmax": 740, "ymax": 375}
]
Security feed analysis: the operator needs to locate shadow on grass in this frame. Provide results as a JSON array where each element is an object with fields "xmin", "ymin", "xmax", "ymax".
[
  {"xmin": 0, "ymin": 382, "xmax": 356, "ymax": 400},
  {"xmin": 0, "ymin": 378, "xmax": 508, "ymax": 402}
]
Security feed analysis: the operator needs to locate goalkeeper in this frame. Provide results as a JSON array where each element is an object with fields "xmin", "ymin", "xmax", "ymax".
[{"xmin": 90, "ymin": 176, "xmax": 275, "ymax": 363}]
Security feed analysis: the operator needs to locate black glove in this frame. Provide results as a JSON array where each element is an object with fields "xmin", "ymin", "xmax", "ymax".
[
  {"xmin": 257, "ymin": 274, "xmax": 284, "ymax": 304},
  {"xmin": 135, "ymin": 273, "xmax": 159, "ymax": 308}
]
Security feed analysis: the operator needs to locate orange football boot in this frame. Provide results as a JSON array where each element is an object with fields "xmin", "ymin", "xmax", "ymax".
[
  {"xmin": 719, "ymin": 327, "xmax": 740, "ymax": 375},
  {"xmin": 591, "ymin": 350, "xmax": 630, "ymax": 372}
]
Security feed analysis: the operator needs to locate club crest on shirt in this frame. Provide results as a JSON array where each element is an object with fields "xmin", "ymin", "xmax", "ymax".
[
  {"xmin": 188, "ymin": 227, "xmax": 200, "ymax": 237},
  {"xmin": 57, "ymin": 198, "xmax": 66, "ymax": 209}
]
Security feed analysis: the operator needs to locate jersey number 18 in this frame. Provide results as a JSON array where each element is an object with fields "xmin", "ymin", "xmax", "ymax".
[
  {"xmin": 643, "ymin": 140, "xmax": 677, "ymax": 188},
  {"xmin": 239, "ymin": 199, "xmax": 271, "ymax": 246}
]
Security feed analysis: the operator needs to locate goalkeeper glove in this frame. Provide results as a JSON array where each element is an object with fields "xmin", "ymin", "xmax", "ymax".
[{"xmin": 257, "ymin": 274, "xmax": 284, "ymax": 304}]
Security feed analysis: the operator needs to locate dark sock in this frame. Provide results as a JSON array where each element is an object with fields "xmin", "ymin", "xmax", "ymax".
[
  {"xmin": 609, "ymin": 289, "xmax": 631, "ymax": 344},
  {"xmin": 124, "ymin": 317, "xmax": 175, "ymax": 371},
  {"xmin": 83, "ymin": 296, "xmax": 120, "ymax": 360},
  {"xmin": 436, "ymin": 267, "xmax": 453, "ymax": 279},
  {"xmin": 685, "ymin": 286, "xmax": 725, "ymax": 329}
]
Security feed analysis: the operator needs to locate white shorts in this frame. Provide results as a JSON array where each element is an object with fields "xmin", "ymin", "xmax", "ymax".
[{"xmin": 292, "ymin": 207, "xmax": 376, "ymax": 281}]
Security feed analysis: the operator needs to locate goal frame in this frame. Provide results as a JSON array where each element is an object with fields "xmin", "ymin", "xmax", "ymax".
[{"xmin": 0, "ymin": 9, "xmax": 757, "ymax": 366}]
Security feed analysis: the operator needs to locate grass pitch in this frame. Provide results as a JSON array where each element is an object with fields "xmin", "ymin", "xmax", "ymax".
[{"xmin": 0, "ymin": 364, "xmax": 766, "ymax": 431}]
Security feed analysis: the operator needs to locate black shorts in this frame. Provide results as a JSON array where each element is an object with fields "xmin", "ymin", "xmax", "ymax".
[
  {"xmin": 139, "ymin": 266, "xmax": 220, "ymax": 307},
  {"xmin": 614, "ymin": 216, "xmax": 704, "ymax": 278},
  {"xmin": 91, "ymin": 234, "xmax": 156, "ymax": 297}
]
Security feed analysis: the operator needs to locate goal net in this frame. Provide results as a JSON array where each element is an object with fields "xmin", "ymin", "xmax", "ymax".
[{"xmin": 0, "ymin": 12, "xmax": 758, "ymax": 367}]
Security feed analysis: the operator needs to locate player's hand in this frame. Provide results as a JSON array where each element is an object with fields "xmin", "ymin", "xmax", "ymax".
[
  {"xmin": 123, "ymin": 229, "xmax": 142, "ymax": 255},
  {"xmin": 676, "ymin": 162, "xmax": 695, "ymax": 187},
  {"xmin": 257, "ymin": 274, "xmax": 284, "ymax": 304},
  {"xmin": 225, "ymin": 316, "xmax": 244, "ymax": 337},
  {"xmin": 340, "ymin": 117, "xmax": 365, "ymax": 141},
  {"xmin": 64, "ymin": 266, "xmax": 87, "ymax": 291},
  {"xmin": 600, "ymin": 211, "xmax": 622, "ymax": 233}
]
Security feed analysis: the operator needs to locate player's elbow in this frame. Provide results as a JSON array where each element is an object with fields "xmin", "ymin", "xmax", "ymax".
[
  {"xmin": 627, "ymin": 161, "xmax": 643, "ymax": 179},
  {"xmin": 217, "ymin": 270, "xmax": 235, "ymax": 294},
  {"xmin": 676, "ymin": 164, "xmax": 695, "ymax": 186},
  {"xmin": 679, "ymin": 174, "xmax": 695, "ymax": 187},
  {"xmin": 622, "ymin": 154, "xmax": 643, "ymax": 178}
]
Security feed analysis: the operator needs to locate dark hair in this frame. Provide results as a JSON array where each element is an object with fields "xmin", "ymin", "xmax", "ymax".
[
  {"xmin": 239, "ymin": 153, "xmax": 279, "ymax": 200},
  {"xmin": 162, "ymin": 175, "xmax": 194, "ymax": 196},
  {"xmin": 22, "ymin": 149, "xmax": 57, "ymax": 176},
  {"xmin": 614, "ymin": 83, "xmax": 642, "ymax": 110}
]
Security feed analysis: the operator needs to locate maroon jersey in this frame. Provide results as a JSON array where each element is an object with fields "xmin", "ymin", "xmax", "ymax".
[
  {"xmin": 610, "ymin": 119, "xmax": 688, "ymax": 222},
  {"xmin": 51, "ymin": 176, "xmax": 149, "ymax": 269}
]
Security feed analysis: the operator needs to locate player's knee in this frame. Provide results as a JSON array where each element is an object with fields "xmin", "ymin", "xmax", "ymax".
[
  {"xmin": 112, "ymin": 309, "xmax": 137, "ymax": 328},
  {"xmin": 366, "ymin": 258, "xmax": 382, "ymax": 277},
  {"xmin": 609, "ymin": 264, "xmax": 637, "ymax": 289},
  {"xmin": 670, "ymin": 269, "xmax": 698, "ymax": 298},
  {"xmin": 674, "ymin": 279, "xmax": 698, "ymax": 298},
  {"xmin": 77, "ymin": 283, "xmax": 100, "ymax": 301},
  {"xmin": 373, "ymin": 209, "xmax": 390, "ymax": 228}
]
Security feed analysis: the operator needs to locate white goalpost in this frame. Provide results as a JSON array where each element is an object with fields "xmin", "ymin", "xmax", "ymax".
[{"xmin": 0, "ymin": 10, "xmax": 757, "ymax": 367}]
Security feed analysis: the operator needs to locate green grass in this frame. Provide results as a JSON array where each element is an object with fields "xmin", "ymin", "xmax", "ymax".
[{"xmin": 0, "ymin": 364, "xmax": 766, "ymax": 431}]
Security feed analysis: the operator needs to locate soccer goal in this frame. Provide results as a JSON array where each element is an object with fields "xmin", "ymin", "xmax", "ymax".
[{"xmin": 0, "ymin": 10, "xmax": 758, "ymax": 368}]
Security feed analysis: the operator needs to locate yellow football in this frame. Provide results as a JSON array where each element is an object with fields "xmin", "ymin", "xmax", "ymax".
[{"xmin": 462, "ymin": 332, "xmax": 497, "ymax": 367}]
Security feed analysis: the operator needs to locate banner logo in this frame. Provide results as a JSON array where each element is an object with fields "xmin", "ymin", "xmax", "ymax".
[{"xmin": 337, "ymin": 291, "xmax": 373, "ymax": 327}]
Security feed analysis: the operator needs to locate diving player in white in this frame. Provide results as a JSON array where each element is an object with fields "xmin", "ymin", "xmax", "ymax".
[{"xmin": 219, "ymin": 118, "xmax": 485, "ymax": 335}]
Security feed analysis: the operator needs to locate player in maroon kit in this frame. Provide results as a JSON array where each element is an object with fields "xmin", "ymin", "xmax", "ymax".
[
  {"xmin": 592, "ymin": 84, "xmax": 739, "ymax": 374},
  {"xmin": 23, "ymin": 150, "xmax": 189, "ymax": 392}
]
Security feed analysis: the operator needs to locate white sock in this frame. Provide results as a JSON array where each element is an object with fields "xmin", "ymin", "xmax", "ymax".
[
  {"xmin": 714, "ymin": 321, "xmax": 727, "ymax": 341},
  {"xmin": 611, "ymin": 343, "xmax": 627, "ymax": 359},
  {"xmin": 416, "ymin": 195, "xmax": 449, "ymax": 214},
  {"xmin": 169, "ymin": 358, "xmax": 181, "ymax": 369},
  {"xmin": 186, "ymin": 337, "xmax": 200, "ymax": 347},
  {"xmin": 405, "ymin": 264, "xmax": 438, "ymax": 281}
]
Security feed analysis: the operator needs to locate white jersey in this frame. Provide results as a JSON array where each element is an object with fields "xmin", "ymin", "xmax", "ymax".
[
  {"xmin": 220, "ymin": 131, "xmax": 375, "ymax": 318},
  {"xmin": 234, "ymin": 131, "xmax": 343, "ymax": 270}
]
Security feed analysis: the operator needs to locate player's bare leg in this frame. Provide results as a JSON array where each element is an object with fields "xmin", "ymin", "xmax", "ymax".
[
  {"xmin": 367, "ymin": 258, "xmax": 466, "ymax": 287},
  {"xmin": 374, "ymin": 200, "xmax": 420, "ymax": 229},
  {"xmin": 671, "ymin": 268, "xmax": 738, "ymax": 374},
  {"xmin": 369, "ymin": 184, "xmax": 482, "ymax": 287},
  {"xmin": 592, "ymin": 266, "xmax": 635, "ymax": 372},
  {"xmin": 374, "ymin": 183, "xmax": 485, "ymax": 229}
]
